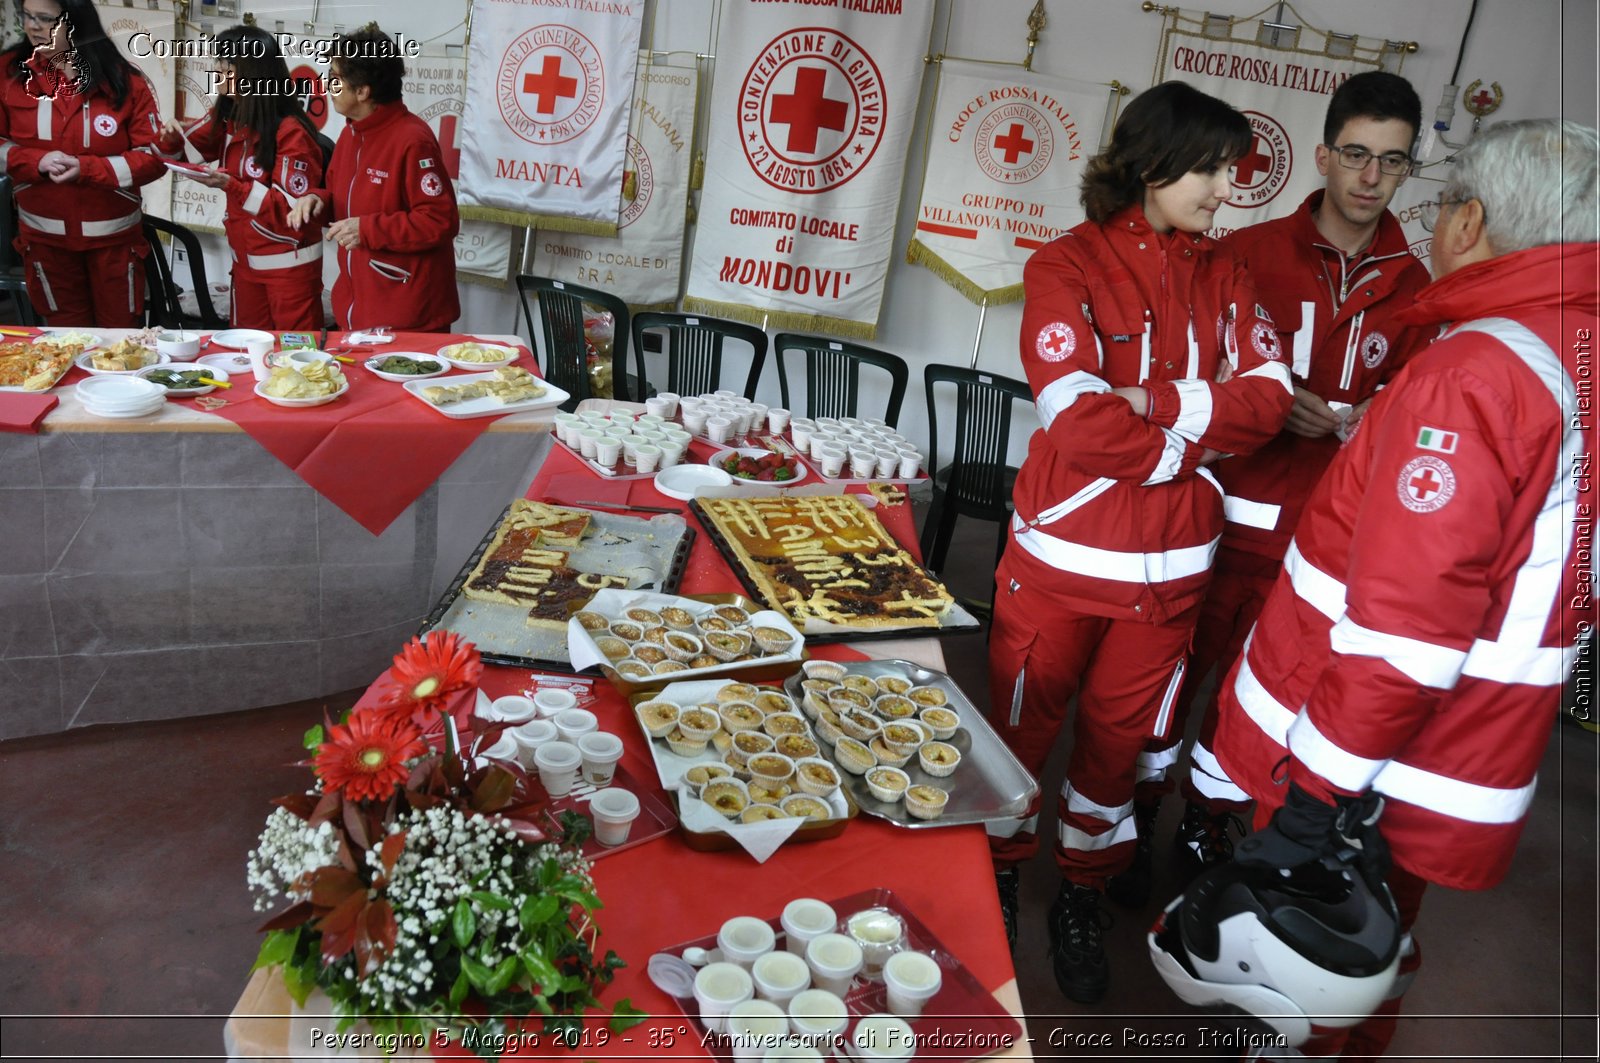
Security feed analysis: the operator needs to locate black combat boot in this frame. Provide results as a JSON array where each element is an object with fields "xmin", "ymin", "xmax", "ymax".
[
  {"xmin": 1105, "ymin": 800, "xmax": 1161, "ymax": 908},
  {"xmin": 1048, "ymin": 881, "xmax": 1111, "ymax": 1003}
]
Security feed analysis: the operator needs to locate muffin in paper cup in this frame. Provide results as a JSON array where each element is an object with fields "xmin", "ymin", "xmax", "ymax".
[
  {"xmin": 662, "ymin": 630, "xmax": 703, "ymax": 662},
  {"xmin": 718, "ymin": 682, "xmax": 762, "ymax": 703},
  {"xmin": 833, "ymin": 736, "xmax": 877, "ymax": 775},
  {"xmin": 713, "ymin": 604, "xmax": 751, "ymax": 626},
  {"xmin": 918, "ymin": 741, "xmax": 962, "ymax": 778},
  {"xmin": 615, "ymin": 660, "xmax": 652, "ymax": 681},
  {"xmin": 661, "ymin": 605, "xmax": 698, "ymax": 631},
  {"xmin": 683, "ymin": 763, "xmax": 731, "ymax": 795},
  {"xmin": 775, "ymin": 733, "xmax": 820, "ymax": 762},
  {"xmin": 869, "ymin": 736, "xmax": 913, "ymax": 769},
  {"xmin": 741, "ymin": 803, "xmax": 789, "ymax": 823},
  {"xmin": 711, "ymin": 730, "xmax": 734, "ymax": 755},
  {"xmin": 838, "ymin": 709, "xmax": 882, "ymax": 743},
  {"xmin": 702, "ymin": 778, "xmax": 750, "ymax": 818},
  {"xmin": 722, "ymin": 749, "xmax": 751, "ymax": 778},
  {"xmin": 905, "ymin": 784, "xmax": 950, "ymax": 821},
  {"xmin": 762, "ymin": 712, "xmax": 808, "ymax": 739},
  {"xmin": 747, "ymin": 779, "xmax": 792, "ymax": 804},
  {"xmin": 634, "ymin": 644, "xmax": 669, "ymax": 666},
  {"xmin": 703, "ymin": 630, "xmax": 751, "ymax": 662},
  {"xmin": 755, "ymin": 690, "xmax": 797, "ymax": 716},
  {"xmin": 794, "ymin": 756, "xmax": 841, "ymax": 796},
  {"xmin": 573, "ymin": 610, "xmax": 609, "ymax": 632},
  {"xmin": 690, "ymin": 653, "xmax": 721, "ymax": 670},
  {"xmin": 719, "ymin": 701, "xmax": 764, "ymax": 733},
  {"xmin": 865, "ymin": 766, "xmax": 911, "ymax": 803},
  {"xmin": 653, "ymin": 660, "xmax": 689, "ymax": 676},
  {"xmin": 828, "ymin": 688, "xmax": 873, "ymax": 714},
  {"xmin": 747, "ymin": 752, "xmax": 797, "ymax": 787},
  {"xmin": 595, "ymin": 636, "xmax": 631, "ymax": 662},
  {"xmin": 752, "ymin": 625, "xmax": 796, "ymax": 656},
  {"xmin": 875, "ymin": 674, "xmax": 913, "ymax": 696},
  {"xmin": 879, "ymin": 722, "xmax": 926, "ymax": 758},
  {"xmin": 802, "ymin": 660, "xmax": 847, "ymax": 682},
  {"xmin": 698, "ymin": 615, "xmax": 733, "ymax": 633},
  {"xmin": 909, "ymin": 685, "xmax": 949, "ymax": 708},
  {"xmin": 636, "ymin": 700, "xmax": 681, "ymax": 738},
  {"xmin": 625, "ymin": 607, "xmax": 664, "ymax": 628},
  {"xmin": 609, "ymin": 620, "xmax": 644, "ymax": 642},
  {"xmin": 919, "ymin": 707, "xmax": 960, "ymax": 741},
  {"xmin": 814, "ymin": 712, "xmax": 844, "ymax": 746},
  {"xmin": 842, "ymin": 674, "xmax": 880, "ymax": 698},
  {"xmin": 730, "ymin": 729, "xmax": 775, "ymax": 766},
  {"xmin": 782, "ymin": 794, "xmax": 834, "ymax": 821},
  {"xmin": 664, "ymin": 727, "xmax": 709, "ymax": 757},
  {"xmin": 874, "ymin": 694, "xmax": 918, "ymax": 721},
  {"xmin": 678, "ymin": 707, "xmax": 721, "ymax": 743},
  {"xmin": 641, "ymin": 625, "xmax": 672, "ymax": 647}
]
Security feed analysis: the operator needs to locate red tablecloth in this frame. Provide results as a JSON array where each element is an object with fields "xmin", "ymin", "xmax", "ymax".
[{"xmin": 0, "ymin": 390, "xmax": 58, "ymax": 432}]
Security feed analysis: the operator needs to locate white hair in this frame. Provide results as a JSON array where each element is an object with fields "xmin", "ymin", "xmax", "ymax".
[{"xmin": 1445, "ymin": 118, "xmax": 1599, "ymax": 251}]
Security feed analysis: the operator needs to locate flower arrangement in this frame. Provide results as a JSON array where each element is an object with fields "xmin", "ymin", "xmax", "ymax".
[{"xmin": 246, "ymin": 632, "xmax": 643, "ymax": 1055}]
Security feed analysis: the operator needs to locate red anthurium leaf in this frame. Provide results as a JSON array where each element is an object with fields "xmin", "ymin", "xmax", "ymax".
[
  {"xmin": 308, "ymin": 866, "xmax": 364, "ymax": 910},
  {"xmin": 258, "ymin": 899, "xmax": 314, "ymax": 933},
  {"xmin": 380, "ymin": 830, "xmax": 408, "ymax": 875}
]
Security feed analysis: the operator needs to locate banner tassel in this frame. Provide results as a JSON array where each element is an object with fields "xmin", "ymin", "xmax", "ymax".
[
  {"xmin": 461, "ymin": 206, "xmax": 619, "ymax": 237},
  {"xmin": 681, "ymin": 296, "xmax": 879, "ymax": 341},
  {"xmin": 905, "ymin": 239, "xmax": 1025, "ymax": 307}
]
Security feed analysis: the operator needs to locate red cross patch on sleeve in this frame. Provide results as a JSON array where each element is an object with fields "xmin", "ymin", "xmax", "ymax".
[
  {"xmin": 1036, "ymin": 323, "xmax": 1076, "ymax": 362},
  {"xmin": 1397, "ymin": 455, "xmax": 1457, "ymax": 513}
]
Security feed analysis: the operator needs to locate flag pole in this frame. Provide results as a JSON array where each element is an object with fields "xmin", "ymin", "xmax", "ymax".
[{"xmin": 969, "ymin": 295, "xmax": 988, "ymax": 369}]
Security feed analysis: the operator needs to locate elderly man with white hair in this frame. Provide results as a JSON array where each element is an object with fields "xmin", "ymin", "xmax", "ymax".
[{"xmin": 1152, "ymin": 118, "xmax": 1599, "ymax": 1059}]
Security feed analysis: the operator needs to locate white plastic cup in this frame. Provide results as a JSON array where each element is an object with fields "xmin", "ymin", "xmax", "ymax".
[
  {"xmin": 789, "ymin": 421, "xmax": 814, "ymax": 450},
  {"xmin": 714, "ymin": 389, "xmax": 738, "ymax": 400},
  {"xmin": 694, "ymin": 962, "xmax": 754, "ymax": 1034},
  {"xmin": 578, "ymin": 428, "xmax": 604, "ymax": 459},
  {"xmin": 554, "ymin": 708, "xmax": 599, "ymax": 743},
  {"xmin": 848, "ymin": 447, "xmax": 876, "ymax": 478},
  {"xmin": 787, "ymin": 988, "xmax": 849, "ymax": 1049},
  {"xmin": 488, "ymin": 695, "xmax": 538, "ymax": 724},
  {"xmin": 657, "ymin": 391, "xmax": 680, "ymax": 417},
  {"xmin": 594, "ymin": 437, "xmax": 622, "ymax": 469},
  {"xmin": 658, "ymin": 439, "xmax": 686, "ymax": 468},
  {"xmin": 803, "ymin": 933, "xmax": 862, "ymax": 997},
  {"xmin": 719, "ymin": 915, "xmax": 778, "ymax": 970},
  {"xmin": 634, "ymin": 444, "xmax": 662, "ymax": 475},
  {"xmin": 510, "ymin": 719, "xmax": 559, "ymax": 768},
  {"xmin": 767, "ymin": 407, "xmax": 792, "ymax": 434},
  {"xmin": 579, "ymin": 410, "xmax": 610, "ymax": 426},
  {"xmin": 851, "ymin": 1014, "xmax": 916, "ymax": 1060},
  {"xmin": 588, "ymin": 786, "xmax": 641, "ymax": 846},
  {"xmin": 683, "ymin": 410, "xmax": 710, "ymax": 436},
  {"xmin": 817, "ymin": 444, "xmax": 847, "ymax": 480},
  {"xmin": 533, "ymin": 688, "xmax": 577, "ymax": 718},
  {"xmin": 644, "ymin": 396, "xmax": 674, "ymax": 419},
  {"xmin": 533, "ymin": 740, "xmax": 581, "ymax": 797},
  {"xmin": 808, "ymin": 432, "xmax": 838, "ymax": 460},
  {"xmin": 706, "ymin": 415, "xmax": 733, "ymax": 445},
  {"xmin": 730, "ymin": 407, "xmax": 755, "ymax": 437},
  {"xmin": 677, "ymin": 395, "xmax": 703, "ymax": 415},
  {"xmin": 874, "ymin": 449, "xmax": 899, "ymax": 479},
  {"xmin": 883, "ymin": 950, "xmax": 943, "ymax": 1018},
  {"xmin": 577, "ymin": 730, "xmax": 625, "ymax": 786},
  {"xmin": 246, "ymin": 338, "xmax": 274, "ymax": 381},
  {"xmin": 478, "ymin": 733, "xmax": 519, "ymax": 767},
  {"xmin": 727, "ymin": 999, "xmax": 789, "ymax": 1063},
  {"xmin": 781, "ymin": 898, "xmax": 838, "ymax": 955},
  {"xmin": 897, "ymin": 448, "xmax": 922, "ymax": 479},
  {"xmin": 752, "ymin": 949, "xmax": 811, "ymax": 1007}
]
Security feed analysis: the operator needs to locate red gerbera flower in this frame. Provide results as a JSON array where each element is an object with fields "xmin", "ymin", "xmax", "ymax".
[
  {"xmin": 315, "ymin": 713, "xmax": 426, "ymax": 803},
  {"xmin": 373, "ymin": 632, "xmax": 483, "ymax": 726}
]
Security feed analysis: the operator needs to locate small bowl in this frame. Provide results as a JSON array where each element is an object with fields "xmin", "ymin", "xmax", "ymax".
[{"xmin": 156, "ymin": 330, "xmax": 202, "ymax": 359}]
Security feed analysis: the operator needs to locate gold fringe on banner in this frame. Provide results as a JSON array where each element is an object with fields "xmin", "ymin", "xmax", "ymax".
[
  {"xmin": 459, "ymin": 205, "xmax": 618, "ymax": 237},
  {"xmin": 680, "ymin": 295, "xmax": 879, "ymax": 341},
  {"xmin": 904, "ymin": 239, "xmax": 1025, "ymax": 307}
]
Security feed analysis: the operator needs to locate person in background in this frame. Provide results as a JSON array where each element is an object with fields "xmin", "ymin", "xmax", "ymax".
[
  {"xmin": 1208, "ymin": 117, "xmax": 1598, "ymax": 1058},
  {"xmin": 986, "ymin": 81, "xmax": 1292, "ymax": 1003},
  {"xmin": 156, "ymin": 25, "xmax": 327, "ymax": 330},
  {"xmin": 1109, "ymin": 72, "xmax": 1437, "ymax": 907},
  {"xmin": 0, "ymin": 0, "xmax": 165, "ymax": 326},
  {"xmin": 286, "ymin": 23, "xmax": 458, "ymax": 333}
]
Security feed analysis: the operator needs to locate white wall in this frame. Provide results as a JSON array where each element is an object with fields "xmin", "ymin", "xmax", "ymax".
[{"xmin": 175, "ymin": 0, "xmax": 1589, "ymax": 453}]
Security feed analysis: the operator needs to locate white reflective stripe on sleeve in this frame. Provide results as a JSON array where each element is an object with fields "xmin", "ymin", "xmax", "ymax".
[
  {"xmin": 1285, "ymin": 541, "xmax": 1347, "ymax": 621},
  {"xmin": 1239, "ymin": 357, "xmax": 1293, "ymax": 394},
  {"xmin": 1329, "ymin": 618, "xmax": 1467, "ymax": 688},
  {"xmin": 1223, "ymin": 495, "xmax": 1281, "ymax": 530},
  {"xmin": 1292, "ymin": 300, "xmax": 1315, "ymax": 378},
  {"xmin": 1029, "ymin": 476, "xmax": 1115, "ymax": 527},
  {"xmin": 1287, "ymin": 713, "xmax": 1389, "ymax": 792},
  {"xmin": 1371, "ymin": 758, "xmax": 1538, "ymax": 825},
  {"xmin": 1170, "ymin": 379, "xmax": 1214, "ymax": 440},
  {"xmin": 1060, "ymin": 816, "xmax": 1139, "ymax": 853},
  {"xmin": 1063, "ymin": 783, "xmax": 1132, "ymax": 825},
  {"xmin": 1462, "ymin": 639, "xmax": 1579, "ymax": 685},
  {"xmin": 985, "ymin": 813, "xmax": 1039, "ymax": 839},
  {"xmin": 1232, "ymin": 646, "xmax": 1296, "ymax": 747},
  {"xmin": 1185, "ymin": 319, "xmax": 1200, "ymax": 379},
  {"xmin": 1151, "ymin": 657, "xmax": 1185, "ymax": 740},
  {"xmin": 1143, "ymin": 428, "xmax": 1189, "ymax": 485},
  {"xmin": 241, "ymin": 181, "xmax": 269, "ymax": 215},
  {"xmin": 1189, "ymin": 743, "xmax": 1252, "ymax": 802},
  {"xmin": 108, "ymin": 156, "xmax": 133, "ymax": 188},
  {"xmin": 18, "ymin": 208, "xmax": 66, "ymax": 235},
  {"xmin": 1011, "ymin": 514, "xmax": 1218, "ymax": 583},
  {"xmin": 1036, "ymin": 370, "xmax": 1110, "ymax": 430},
  {"xmin": 1139, "ymin": 742, "xmax": 1183, "ymax": 771}
]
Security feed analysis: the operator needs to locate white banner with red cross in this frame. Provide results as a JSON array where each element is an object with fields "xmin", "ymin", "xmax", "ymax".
[
  {"xmin": 531, "ymin": 61, "xmax": 697, "ymax": 309},
  {"xmin": 1154, "ymin": 20, "xmax": 1385, "ymax": 239},
  {"xmin": 94, "ymin": 2, "xmax": 176, "ymax": 223},
  {"xmin": 458, "ymin": 0, "xmax": 644, "ymax": 234},
  {"xmin": 907, "ymin": 60, "xmax": 1107, "ymax": 305},
  {"xmin": 683, "ymin": 0, "xmax": 936, "ymax": 339}
]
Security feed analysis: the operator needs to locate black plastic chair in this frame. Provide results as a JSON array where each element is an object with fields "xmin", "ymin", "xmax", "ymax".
[
  {"xmin": 920, "ymin": 364, "xmax": 1035, "ymax": 580},
  {"xmin": 516, "ymin": 275, "xmax": 641, "ymax": 410},
  {"xmin": 773, "ymin": 332, "xmax": 909, "ymax": 428},
  {"xmin": 631, "ymin": 312, "xmax": 767, "ymax": 400},
  {"xmin": 0, "ymin": 275, "xmax": 39, "ymax": 325},
  {"xmin": 0, "ymin": 175, "xmax": 24, "ymax": 281},
  {"xmin": 142, "ymin": 216, "xmax": 227, "ymax": 329}
]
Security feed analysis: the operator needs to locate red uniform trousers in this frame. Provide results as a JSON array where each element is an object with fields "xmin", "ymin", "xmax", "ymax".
[
  {"xmin": 18, "ymin": 238, "xmax": 146, "ymax": 328},
  {"xmin": 986, "ymin": 555, "xmax": 1198, "ymax": 886},
  {"xmin": 229, "ymin": 262, "xmax": 324, "ymax": 331}
]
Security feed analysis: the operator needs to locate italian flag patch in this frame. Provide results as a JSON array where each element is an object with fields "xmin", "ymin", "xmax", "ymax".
[{"xmin": 1416, "ymin": 427, "xmax": 1459, "ymax": 454}]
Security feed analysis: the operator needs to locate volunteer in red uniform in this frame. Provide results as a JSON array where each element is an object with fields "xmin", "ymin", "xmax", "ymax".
[
  {"xmin": 287, "ymin": 24, "xmax": 458, "ymax": 333},
  {"xmin": 0, "ymin": 0, "xmax": 165, "ymax": 326},
  {"xmin": 1210, "ymin": 118, "xmax": 1599, "ymax": 1058},
  {"xmin": 1113, "ymin": 73, "xmax": 1437, "ymax": 904},
  {"xmin": 156, "ymin": 26, "xmax": 325, "ymax": 330},
  {"xmin": 987, "ymin": 81, "xmax": 1292, "ymax": 1003}
]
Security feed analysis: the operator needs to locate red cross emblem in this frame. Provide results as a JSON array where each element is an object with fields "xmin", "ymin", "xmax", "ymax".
[
  {"xmin": 993, "ymin": 122, "xmax": 1035, "ymax": 164},
  {"xmin": 523, "ymin": 55, "xmax": 578, "ymax": 115},
  {"xmin": 768, "ymin": 67, "xmax": 849, "ymax": 154},
  {"xmin": 1397, "ymin": 456, "xmax": 1456, "ymax": 513},
  {"xmin": 1036, "ymin": 322, "xmax": 1076, "ymax": 362},
  {"xmin": 1471, "ymin": 88, "xmax": 1494, "ymax": 110},
  {"xmin": 1251, "ymin": 321, "xmax": 1281, "ymax": 361},
  {"xmin": 1234, "ymin": 135, "xmax": 1274, "ymax": 184}
]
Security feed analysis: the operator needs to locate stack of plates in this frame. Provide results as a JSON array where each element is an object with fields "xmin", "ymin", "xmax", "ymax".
[{"xmin": 75, "ymin": 375, "xmax": 168, "ymax": 419}]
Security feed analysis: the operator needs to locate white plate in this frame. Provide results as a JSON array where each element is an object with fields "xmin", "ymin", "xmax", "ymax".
[
  {"xmin": 76, "ymin": 375, "xmax": 165, "ymax": 407},
  {"xmin": 198, "ymin": 351, "xmax": 254, "ymax": 375},
  {"xmin": 364, "ymin": 352, "xmax": 448, "ymax": 382},
  {"xmin": 435, "ymin": 341, "xmax": 519, "ymax": 370},
  {"xmin": 253, "ymin": 378, "xmax": 350, "ymax": 408},
  {"xmin": 140, "ymin": 362, "xmax": 230, "ymax": 397},
  {"xmin": 84, "ymin": 395, "xmax": 167, "ymax": 419},
  {"xmin": 708, "ymin": 446, "xmax": 810, "ymax": 487},
  {"xmin": 75, "ymin": 348, "xmax": 170, "ymax": 376},
  {"xmin": 654, "ymin": 464, "xmax": 733, "ymax": 501},
  {"xmin": 401, "ymin": 371, "xmax": 569, "ymax": 419},
  {"xmin": 211, "ymin": 328, "xmax": 275, "ymax": 350},
  {"xmin": 40, "ymin": 328, "xmax": 104, "ymax": 351}
]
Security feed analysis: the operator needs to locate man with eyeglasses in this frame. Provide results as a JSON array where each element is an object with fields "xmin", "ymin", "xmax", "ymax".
[{"xmin": 1107, "ymin": 73, "xmax": 1437, "ymax": 912}]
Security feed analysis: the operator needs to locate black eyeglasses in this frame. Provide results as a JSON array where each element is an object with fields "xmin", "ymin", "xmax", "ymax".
[
  {"xmin": 1419, "ymin": 198, "xmax": 1473, "ymax": 232},
  {"xmin": 1326, "ymin": 143, "xmax": 1414, "ymax": 177}
]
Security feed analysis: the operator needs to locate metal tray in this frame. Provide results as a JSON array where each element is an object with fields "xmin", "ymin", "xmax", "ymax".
[
  {"xmin": 419, "ymin": 503, "xmax": 695, "ymax": 671},
  {"xmin": 785, "ymin": 660, "xmax": 1038, "ymax": 829},
  {"xmin": 552, "ymin": 435, "xmax": 663, "ymax": 480},
  {"xmin": 687, "ymin": 499, "xmax": 982, "ymax": 644},
  {"xmin": 538, "ymin": 759, "xmax": 678, "ymax": 861}
]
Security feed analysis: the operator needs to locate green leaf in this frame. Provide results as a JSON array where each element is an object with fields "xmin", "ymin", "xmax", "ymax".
[
  {"xmin": 518, "ymin": 894, "xmax": 560, "ymax": 930},
  {"xmin": 608, "ymin": 998, "xmax": 648, "ymax": 1032},
  {"xmin": 250, "ymin": 929, "xmax": 298, "ymax": 973},
  {"xmin": 302, "ymin": 724, "xmax": 324, "ymax": 751},
  {"xmin": 603, "ymin": 949, "xmax": 627, "ymax": 971},
  {"xmin": 459, "ymin": 952, "xmax": 493, "ymax": 993},
  {"xmin": 519, "ymin": 943, "xmax": 560, "ymax": 989},
  {"xmin": 280, "ymin": 962, "xmax": 315, "ymax": 1007},
  {"xmin": 485, "ymin": 955, "xmax": 518, "ymax": 996},
  {"xmin": 452, "ymin": 898, "xmax": 476, "ymax": 949},
  {"xmin": 468, "ymin": 890, "xmax": 513, "ymax": 911},
  {"xmin": 544, "ymin": 1013, "xmax": 582, "ymax": 1049},
  {"xmin": 449, "ymin": 969, "xmax": 469, "ymax": 1009}
]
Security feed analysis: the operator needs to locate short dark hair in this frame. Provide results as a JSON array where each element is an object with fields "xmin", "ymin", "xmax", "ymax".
[
  {"xmin": 1080, "ymin": 81, "xmax": 1251, "ymax": 223},
  {"xmin": 329, "ymin": 24, "xmax": 404, "ymax": 105},
  {"xmin": 1323, "ymin": 71, "xmax": 1422, "ymax": 146}
]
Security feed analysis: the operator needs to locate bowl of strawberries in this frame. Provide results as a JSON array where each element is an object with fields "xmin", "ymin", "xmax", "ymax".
[{"xmin": 710, "ymin": 446, "xmax": 809, "ymax": 486}]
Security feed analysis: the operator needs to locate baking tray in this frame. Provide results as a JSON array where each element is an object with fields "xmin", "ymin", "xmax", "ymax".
[
  {"xmin": 552, "ymin": 435, "xmax": 664, "ymax": 480},
  {"xmin": 656, "ymin": 886, "xmax": 1022, "ymax": 1063},
  {"xmin": 785, "ymin": 660, "xmax": 1037, "ymax": 829},
  {"xmin": 687, "ymin": 499, "xmax": 983, "ymax": 644},
  {"xmin": 628, "ymin": 678, "xmax": 856, "ymax": 850},
  {"xmin": 419, "ymin": 503, "xmax": 695, "ymax": 671}
]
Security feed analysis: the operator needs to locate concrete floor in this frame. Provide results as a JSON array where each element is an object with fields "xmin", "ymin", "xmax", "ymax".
[{"xmin": 1, "ymin": 508, "xmax": 1595, "ymax": 1061}]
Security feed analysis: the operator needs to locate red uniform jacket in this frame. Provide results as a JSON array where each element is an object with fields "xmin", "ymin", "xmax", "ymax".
[
  {"xmin": 322, "ymin": 102, "xmax": 458, "ymax": 331},
  {"xmin": 0, "ymin": 48, "xmax": 165, "ymax": 247},
  {"xmin": 1214, "ymin": 242, "xmax": 1599, "ymax": 891},
  {"xmin": 156, "ymin": 112, "xmax": 325, "ymax": 274},
  {"xmin": 1215, "ymin": 191, "xmax": 1435, "ymax": 559},
  {"xmin": 1010, "ymin": 205, "xmax": 1294, "ymax": 623}
]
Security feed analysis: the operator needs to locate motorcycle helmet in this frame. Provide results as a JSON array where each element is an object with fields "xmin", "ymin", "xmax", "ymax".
[{"xmin": 1148, "ymin": 858, "xmax": 1401, "ymax": 1046}]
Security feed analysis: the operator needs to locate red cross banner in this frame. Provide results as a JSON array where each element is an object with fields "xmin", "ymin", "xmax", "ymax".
[
  {"xmin": 1154, "ymin": 15, "xmax": 1386, "ymax": 237},
  {"xmin": 683, "ymin": 0, "xmax": 936, "ymax": 338},
  {"xmin": 532, "ymin": 62, "xmax": 697, "ymax": 309},
  {"xmin": 906, "ymin": 60, "xmax": 1107, "ymax": 305},
  {"xmin": 457, "ymin": 0, "xmax": 644, "ymax": 234}
]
